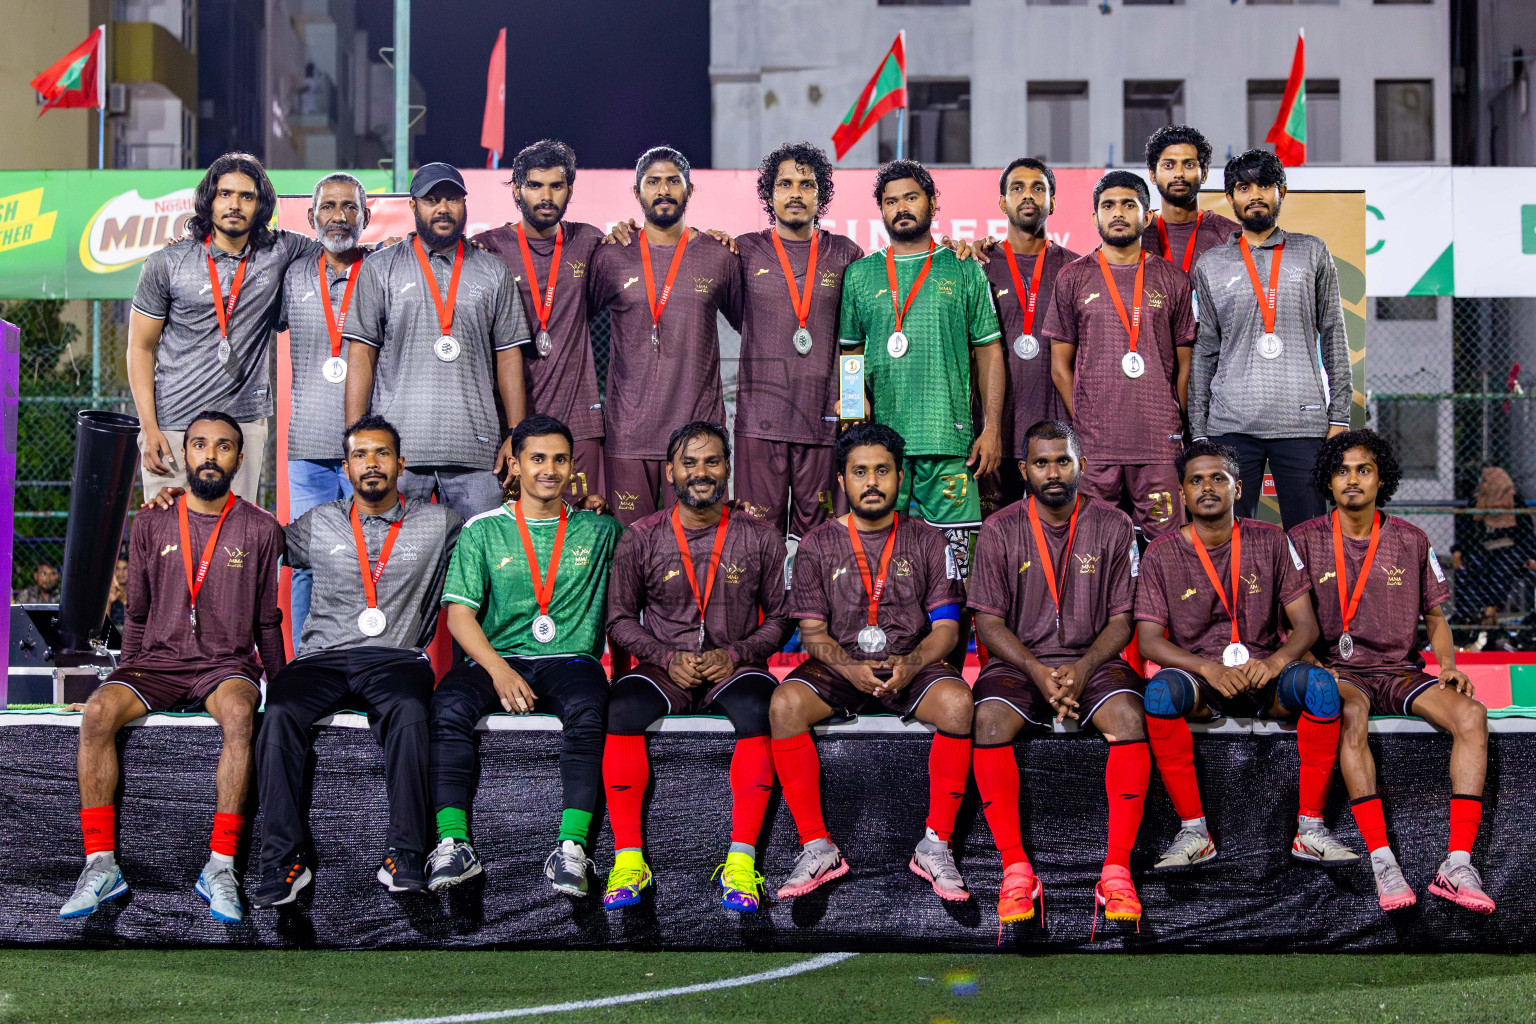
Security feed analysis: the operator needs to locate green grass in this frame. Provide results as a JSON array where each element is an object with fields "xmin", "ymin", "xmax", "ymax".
[{"xmin": 1, "ymin": 950, "xmax": 1535, "ymax": 1023}]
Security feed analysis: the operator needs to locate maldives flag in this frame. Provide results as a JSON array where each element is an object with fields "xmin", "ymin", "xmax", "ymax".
[
  {"xmin": 31, "ymin": 26, "xmax": 105, "ymax": 116},
  {"xmin": 832, "ymin": 31, "xmax": 906, "ymax": 161},
  {"xmin": 481, "ymin": 27, "xmax": 506, "ymax": 169},
  {"xmin": 1265, "ymin": 29, "xmax": 1306, "ymax": 166}
]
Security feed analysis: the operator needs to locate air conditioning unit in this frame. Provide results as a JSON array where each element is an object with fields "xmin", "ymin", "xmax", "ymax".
[{"xmin": 107, "ymin": 83, "xmax": 129, "ymax": 116}]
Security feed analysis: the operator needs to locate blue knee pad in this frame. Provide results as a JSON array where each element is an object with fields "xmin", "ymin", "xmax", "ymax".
[
  {"xmin": 1276, "ymin": 663, "xmax": 1340, "ymax": 720},
  {"xmin": 1144, "ymin": 668, "xmax": 1198, "ymax": 719}
]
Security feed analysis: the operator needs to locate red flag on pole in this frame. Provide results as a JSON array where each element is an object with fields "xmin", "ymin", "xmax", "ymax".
[
  {"xmin": 481, "ymin": 28, "xmax": 507, "ymax": 169},
  {"xmin": 31, "ymin": 26, "xmax": 105, "ymax": 116},
  {"xmin": 831, "ymin": 32, "xmax": 907, "ymax": 161},
  {"xmin": 1265, "ymin": 28, "xmax": 1307, "ymax": 167}
]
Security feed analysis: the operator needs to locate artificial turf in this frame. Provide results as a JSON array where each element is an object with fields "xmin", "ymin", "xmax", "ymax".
[{"xmin": 1, "ymin": 950, "xmax": 1535, "ymax": 1023}]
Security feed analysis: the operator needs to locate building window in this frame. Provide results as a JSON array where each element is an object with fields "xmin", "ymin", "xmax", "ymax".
[
  {"xmin": 1374, "ymin": 399, "xmax": 1438, "ymax": 479},
  {"xmin": 1375, "ymin": 297, "xmax": 1439, "ymax": 321},
  {"xmin": 1027, "ymin": 81, "xmax": 1090, "ymax": 165},
  {"xmin": 878, "ymin": 0, "xmax": 969, "ymax": 4},
  {"xmin": 878, "ymin": 80, "xmax": 971, "ymax": 164},
  {"xmin": 1125, "ymin": 81, "xmax": 1185, "ymax": 165},
  {"xmin": 1247, "ymin": 79, "xmax": 1341, "ymax": 163},
  {"xmin": 1376, "ymin": 80, "xmax": 1435, "ymax": 161}
]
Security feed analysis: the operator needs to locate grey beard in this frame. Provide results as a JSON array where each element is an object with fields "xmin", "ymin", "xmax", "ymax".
[{"xmin": 319, "ymin": 226, "xmax": 362, "ymax": 255}]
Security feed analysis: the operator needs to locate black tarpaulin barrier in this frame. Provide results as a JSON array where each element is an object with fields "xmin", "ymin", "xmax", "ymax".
[{"xmin": 0, "ymin": 714, "xmax": 1529, "ymax": 951}]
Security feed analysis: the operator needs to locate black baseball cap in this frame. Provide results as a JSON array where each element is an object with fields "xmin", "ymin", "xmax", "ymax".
[{"xmin": 410, "ymin": 162, "xmax": 467, "ymax": 198}]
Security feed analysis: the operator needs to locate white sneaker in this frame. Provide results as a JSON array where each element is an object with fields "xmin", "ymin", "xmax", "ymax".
[
  {"xmin": 1292, "ymin": 825, "xmax": 1361, "ymax": 864},
  {"xmin": 195, "ymin": 858, "xmax": 245, "ymax": 923},
  {"xmin": 1152, "ymin": 827, "xmax": 1218, "ymax": 871},
  {"xmin": 60, "ymin": 855, "xmax": 128, "ymax": 919}
]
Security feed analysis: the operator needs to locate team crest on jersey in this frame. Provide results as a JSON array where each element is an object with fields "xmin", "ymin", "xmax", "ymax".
[
  {"xmin": 662, "ymin": 568, "xmax": 681, "ymax": 583},
  {"xmin": 566, "ymin": 259, "xmax": 587, "ymax": 278},
  {"xmin": 571, "ymin": 545, "xmax": 593, "ymax": 567},
  {"xmin": 1144, "ymin": 288, "xmax": 1166, "ymax": 309},
  {"xmin": 614, "ymin": 491, "xmax": 638, "ymax": 511},
  {"xmin": 223, "ymin": 546, "xmax": 247, "ymax": 569},
  {"xmin": 693, "ymin": 276, "xmax": 713, "ymax": 293},
  {"xmin": 1383, "ymin": 565, "xmax": 1407, "ymax": 586},
  {"xmin": 937, "ymin": 278, "xmax": 956, "ymax": 297},
  {"xmin": 724, "ymin": 562, "xmax": 745, "ymax": 585},
  {"xmin": 1180, "ymin": 588, "xmax": 1198, "ymax": 601},
  {"xmin": 820, "ymin": 271, "xmax": 838, "ymax": 288},
  {"xmin": 1243, "ymin": 572, "xmax": 1261, "ymax": 594},
  {"xmin": 893, "ymin": 556, "xmax": 914, "ymax": 578},
  {"xmin": 160, "ymin": 543, "xmax": 179, "ymax": 557},
  {"xmin": 1075, "ymin": 553, "xmax": 1099, "ymax": 574}
]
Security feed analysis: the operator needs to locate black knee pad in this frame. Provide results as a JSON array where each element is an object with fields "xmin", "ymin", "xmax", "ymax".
[
  {"xmin": 710, "ymin": 672, "xmax": 776, "ymax": 738},
  {"xmin": 1276, "ymin": 662, "xmax": 1341, "ymax": 720},
  {"xmin": 606, "ymin": 676, "xmax": 669, "ymax": 735},
  {"xmin": 1144, "ymin": 668, "xmax": 1198, "ymax": 719}
]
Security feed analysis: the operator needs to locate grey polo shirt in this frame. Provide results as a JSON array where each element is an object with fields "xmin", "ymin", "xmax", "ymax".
[
  {"xmin": 285, "ymin": 495, "xmax": 463, "ymax": 656},
  {"xmin": 132, "ymin": 230, "xmax": 321, "ymax": 430},
  {"xmin": 343, "ymin": 234, "xmax": 530, "ymax": 470},
  {"xmin": 1188, "ymin": 228, "xmax": 1351, "ymax": 441},
  {"xmin": 281, "ymin": 252, "xmax": 366, "ymax": 461}
]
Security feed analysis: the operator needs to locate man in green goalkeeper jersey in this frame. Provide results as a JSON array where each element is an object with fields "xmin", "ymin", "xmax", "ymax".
[
  {"xmin": 838, "ymin": 159, "xmax": 1005, "ymax": 580},
  {"xmin": 425, "ymin": 413, "xmax": 623, "ymax": 897}
]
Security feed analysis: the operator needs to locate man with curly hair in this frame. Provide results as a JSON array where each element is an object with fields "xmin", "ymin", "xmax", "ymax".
[
  {"xmin": 1289, "ymin": 429, "xmax": 1492, "ymax": 915},
  {"xmin": 732, "ymin": 142, "xmax": 866, "ymax": 541},
  {"xmin": 1141, "ymin": 126, "xmax": 1239, "ymax": 277}
]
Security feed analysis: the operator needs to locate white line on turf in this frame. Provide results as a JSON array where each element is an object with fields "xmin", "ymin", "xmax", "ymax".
[{"xmin": 351, "ymin": 952, "xmax": 858, "ymax": 1024}]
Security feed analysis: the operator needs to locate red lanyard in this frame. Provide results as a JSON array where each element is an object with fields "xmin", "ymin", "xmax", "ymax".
[
  {"xmin": 884, "ymin": 241, "xmax": 935, "ymax": 335},
  {"xmin": 670, "ymin": 505, "xmax": 731, "ymax": 644},
  {"xmin": 411, "ymin": 235, "xmax": 465, "ymax": 336},
  {"xmin": 847, "ymin": 514, "xmax": 900, "ymax": 628},
  {"xmin": 1001, "ymin": 239, "xmax": 1048, "ymax": 335},
  {"xmin": 350, "ymin": 502, "xmax": 404, "ymax": 611},
  {"xmin": 1238, "ymin": 236, "xmax": 1284, "ymax": 335},
  {"xmin": 1027, "ymin": 496, "xmax": 1081, "ymax": 627},
  {"xmin": 205, "ymin": 244, "xmax": 250, "ymax": 340},
  {"xmin": 515, "ymin": 221, "xmax": 563, "ymax": 334},
  {"xmin": 1155, "ymin": 211, "xmax": 1204, "ymax": 273},
  {"xmin": 639, "ymin": 229, "xmax": 690, "ymax": 333},
  {"xmin": 1190, "ymin": 521, "xmax": 1243, "ymax": 648},
  {"xmin": 515, "ymin": 500, "xmax": 568, "ymax": 620},
  {"xmin": 319, "ymin": 255, "xmax": 362, "ymax": 359},
  {"xmin": 770, "ymin": 229, "xmax": 819, "ymax": 329},
  {"xmin": 177, "ymin": 493, "xmax": 236, "ymax": 623},
  {"xmin": 1096, "ymin": 249, "xmax": 1146, "ymax": 355},
  {"xmin": 1332, "ymin": 510, "xmax": 1383, "ymax": 635}
]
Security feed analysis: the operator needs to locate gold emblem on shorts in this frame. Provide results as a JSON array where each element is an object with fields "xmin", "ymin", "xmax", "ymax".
[
  {"xmin": 1075, "ymin": 553, "xmax": 1100, "ymax": 574},
  {"xmin": 615, "ymin": 490, "xmax": 638, "ymax": 511},
  {"xmin": 1180, "ymin": 588, "xmax": 1198, "ymax": 601}
]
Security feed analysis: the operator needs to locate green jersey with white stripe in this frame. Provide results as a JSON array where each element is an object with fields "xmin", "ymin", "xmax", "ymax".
[
  {"xmin": 442, "ymin": 502, "xmax": 623, "ymax": 660},
  {"xmin": 838, "ymin": 244, "xmax": 1002, "ymax": 457}
]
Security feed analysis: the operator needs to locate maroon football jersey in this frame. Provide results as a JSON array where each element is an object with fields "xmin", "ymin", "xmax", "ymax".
[
  {"xmin": 588, "ymin": 230, "xmax": 744, "ymax": 460},
  {"xmin": 791, "ymin": 514, "xmax": 964, "ymax": 660},
  {"xmin": 735, "ymin": 228, "xmax": 865, "ymax": 446},
  {"xmin": 473, "ymin": 220, "xmax": 605, "ymax": 441},
  {"xmin": 1040, "ymin": 250, "xmax": 1195, "ymax": 465},
  {"xmin": 606, "ymin": 506, "xmax": 792, "ymax": 667},
  {"xmin": 1135, "ymin": 518, "xmax": 1311, "ymax": 662},
  {"xmin": 967, "ymin": 496, "xmax": 1137, "ymax": 660},
  {"xmin": 983, "ymin": 241, "xmax": 1080, "ymax": 458},
  {"xmin": 1288, "ymin": 512, "xmax": 1450, "ymax": 672},
  {"xmin": 1142, "ymin": 211, "xmax": 1241, "ymax": 275}
]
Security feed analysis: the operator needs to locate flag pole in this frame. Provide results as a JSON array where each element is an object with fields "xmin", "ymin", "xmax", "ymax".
[
  {"xmin": 392, "ymin": 0, "xmax": 411, "ymax": 193},
  {"xmin": 895, "ymin": 28, "xmax": 907, "ymax": 160},
  {"xmin": 92, "ymin": 23, "xmax": 106, "ymax": 407}
]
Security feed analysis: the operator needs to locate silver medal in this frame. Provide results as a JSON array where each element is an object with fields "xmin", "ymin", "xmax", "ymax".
[
  {"xmin": 532, "ymin": 613, "xmax": 557, "ymax": 644},
  {"xmin": 1013, "ymin": 333, "xmax": 1040, "ymax": 360},
  {"xmin": 189, "ymin": 607, "xmax": 198, "ymax": 630},
  {"xmin": 857, "ymin": 624, "xmax": 888, "ymax": 654},
  {"xmin": 1222, "ymin": 642, "xmax": 1250, "ymax": 668},
  {"xmin": 1257, "ymin": 332, "xmax": 1283, "ymax": 359},
  {"xmin": 434, "ymin": 335, "xmax": 461, "ymax": 362},
  {"xmin": 358, "ymin": 607, "xmax": 387, "ymax": 637},
  {"xmin": 322, "ymin": 356, "xmax": 348, "ymax": 383},
  {"xmin": 886, "ymin": 331, "xmax": 909, "ymax": 359},
  {"xmin": 1121, "ymin": 351, "xmax": 1146, "ymax": 378},
  {"xmin": 217, "ymin": 338, "xmax": 232, "ymax": 365},
  {"xmin": 650, "ymin": 325, "xmax": 660, "ymax": 351},
  {"xmin": 1338, "ymin": 632, "xmax": 1355, "ymax": 661},
  {"xmin": 793, "ymin": 327, "xmax": 813, "ymax": 356},
  {"xmin": 535, "ymin": 329, "xmax": 553, "ymax": 357}
]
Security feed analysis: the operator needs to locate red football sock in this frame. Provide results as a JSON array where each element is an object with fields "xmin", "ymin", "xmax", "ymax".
[
  {"xmin": 925, "ymin": 732, "xmax": 973, "ymax": 843},
  {"xmin": 1296, "ymin": 713, "xmax": 1341, "ymax": 819},
  {"xmin": 772, "ymin": 732, "xmax": 828, "ymax": 844},
  {"xmin": 210, "ymin": 812, "xmax": 245, "ymax": 858},
  {"xmin": 80, "ymin": 805, "xmax": 115, "ymax": 857},
  {"xmin": 1350, "ymin": 795, "xmax": 1391, "ymax": 853},
  {"xmin": 729, "ymin": 736, "xmax": 775, "ymax": 848},
  {"xmin": 1449, "ymin": 794, "xmax": 1483, "ymax": 855},
  {"xmin": 1145, "ymin": 714, "xmax": 1203, "ymax": 821},
  {"xmin": 602, "ymin": 734, "xmax": 649, "ymax": 851},
  {"xmin": 1104, "ymin": 740, "xmax": 1150, "ymax": 869},
  {"xmin": 972, "ymin": 744, "xmax": 1028, "ymax": 868}
]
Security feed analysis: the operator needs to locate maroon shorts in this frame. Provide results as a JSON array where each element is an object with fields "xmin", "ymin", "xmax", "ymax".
[
  {"xmin": 615, "ymin": 661, "xmax": 777, "ymax": 714},
  {"xmin": 973, "ymin": 657, "xmax": 1144, "ymax": 730},
  {"xmin": 732, "ymin": 434, "xmax": 837, "ymax": 541},
  {"xmin": 101, "ymin": 661, "xmax": 260, "ymax": 713},
  {"xmin": 781, "ymin": 656, "xmax": 964, "ymax": 719},
  {"xmin": 1336, "ymin": 667, "xmax": 1440, "ymax": 717},
  {"xmin": 1077, "ymin": 462, "xmax": 1184, "ymax": 540},
  {"xmin": 567, "ymin": 438, "xmax": 606, "ymax": 506},
  {"xmin": 604, "ymin": 456, "xmax": 679, "ymax": 527}
]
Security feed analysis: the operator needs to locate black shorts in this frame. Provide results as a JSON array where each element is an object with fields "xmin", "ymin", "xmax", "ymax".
[
  {"xmin": 102, "ymin": 661, "xmax": 260, "ymax": 713},
  {"xmin": 1336, "ymin": 667, "xmax": 1439, "ymax": 717},
  {"xmin": 781, "ymin": 657, "xmax": 963, "ymax": 719},
  {"xmin": 615, "ymin": 662, "xmax": 777, "ymax": 715},
  {"xmin": 972, "ymin": 657, "xmax": 1143, "ymax": 730}
]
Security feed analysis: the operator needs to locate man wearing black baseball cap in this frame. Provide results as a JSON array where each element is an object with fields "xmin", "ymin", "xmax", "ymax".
[{"xmin": 343, "ymin": 162, "xmax": 532, "ymax": 520}]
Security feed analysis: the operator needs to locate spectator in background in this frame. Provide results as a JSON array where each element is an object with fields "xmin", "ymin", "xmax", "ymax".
[
  {"xmin": 1452, "ymin": 467, "xmax": 1536, "ymax": 631},
  {"xmin": 109, "ymin": 558, "xmax": 130, "ymax": 628},
  {"xmin": 16, "ymin": 561, "xmax": 61, "ymax": 604}
]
